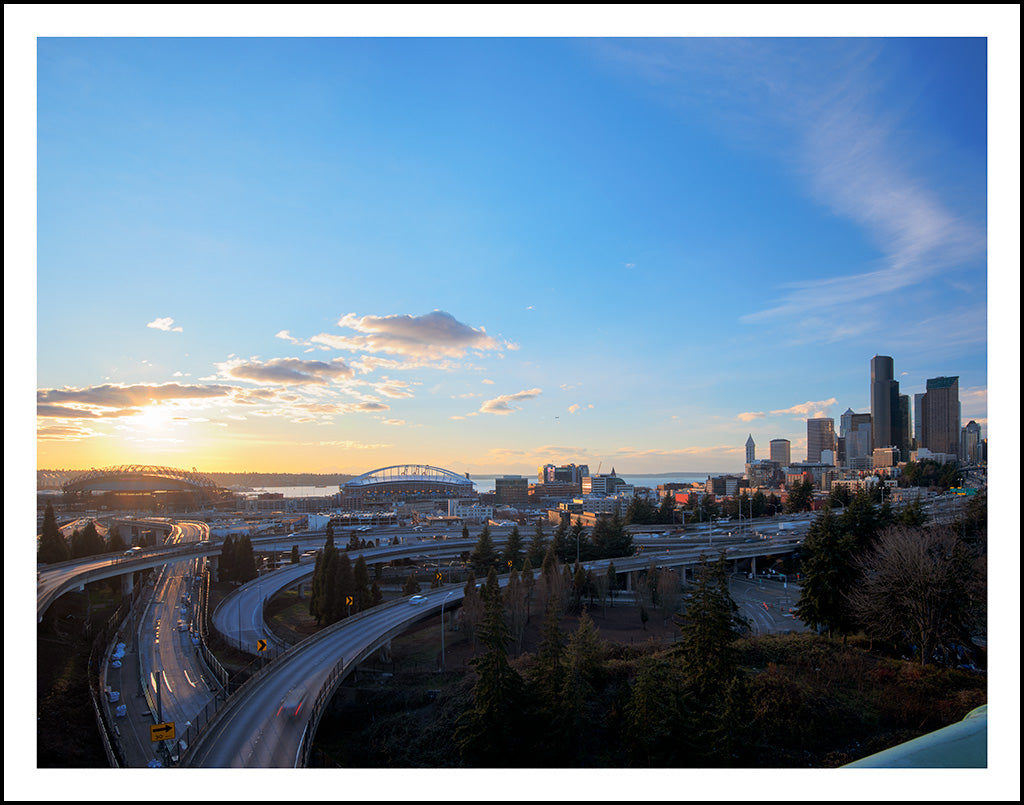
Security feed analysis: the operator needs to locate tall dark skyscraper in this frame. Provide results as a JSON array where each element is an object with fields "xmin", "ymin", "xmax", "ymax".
[
  {"xmin": 870, "ymin": 355, "xmax": 900, "ymax": 451},
  {"xmin": 922, "ymin": 376, "xmax": 961, "ymax": 456}
]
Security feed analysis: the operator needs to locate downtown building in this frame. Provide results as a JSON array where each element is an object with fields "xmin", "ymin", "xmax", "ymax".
[
  {"xmin": 920, "ymin": 376, "xmax": 961, "ymax": 457},
  {"xmin": 806, "ymin": 417, "xmax": 836, "ymax": 464},
  {"xmin": 870, "ymin": 355, "xmax": 910, "ymax": 460}
]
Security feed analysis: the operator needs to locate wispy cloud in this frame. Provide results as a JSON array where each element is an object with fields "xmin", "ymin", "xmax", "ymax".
[
  {"xmin": 147, "ymin": 317, "xmax": 183, "ymax": 332},
  {"xmin": 771, "ymin": 398, "xmax": 838, "ymax": 419},
  {"xmin": 38, "ymin": 383, "xmax": 234, "ymax": 411},
  {"xmin": 737, "ymin": 411, "xmax": 765, "ymax": 422},
  {"xmin": 479, "ymin": 388, "xmax": 543, "ymax": 416}
]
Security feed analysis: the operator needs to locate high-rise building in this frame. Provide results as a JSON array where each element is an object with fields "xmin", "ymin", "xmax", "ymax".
[
  {"xmin": 745, "ymin": 434, "xmax": 756, "ymax": 464},
  {"xmin": 870, "ymin": 355, "xmax": 900, "ymax": 450},
  {"xmin": 807, "ymin": 418, "xmax": 836, "ymax": 463},
  {"xmin": 769, "ymin": 439, "xmax": 791, "ymax": 466},
  {"xmin": 897, "ymin": 394, "xmax": 911, "ymax": 458},
  {"xmin": 840, "ymin": 410, "xmax": 873, "ymax": 469},
  {"xmin": 914, "ymin": 392, "xmax": 926, "ymax": 446},
  {"xmin": 961, "ymin": 420, "xmax": 982, "ymax": 463},
  {"xmin": 921, "ymin": 376, "xmax": 960, "ymax": 456}
]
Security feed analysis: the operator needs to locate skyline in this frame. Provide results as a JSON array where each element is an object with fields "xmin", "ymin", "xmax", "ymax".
[{"xmin": 18, "ymin": 15, "xmax": 1011, "ymax": 480}]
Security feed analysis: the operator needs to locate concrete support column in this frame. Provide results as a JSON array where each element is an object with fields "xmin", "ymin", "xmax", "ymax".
[{"xmin": 121, "ymin": 573, "xmax": 134, "ymax": 597}]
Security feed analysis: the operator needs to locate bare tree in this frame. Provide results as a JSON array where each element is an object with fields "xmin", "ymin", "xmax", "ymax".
[{"xmin": 849, "ymin": 524, "xmax": 986, "ymax": 666}]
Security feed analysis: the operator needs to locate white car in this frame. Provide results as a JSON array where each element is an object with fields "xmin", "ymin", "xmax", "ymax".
[{"xmin": 408, "ymin": 595, "xmax": 427, "ymax": 605}]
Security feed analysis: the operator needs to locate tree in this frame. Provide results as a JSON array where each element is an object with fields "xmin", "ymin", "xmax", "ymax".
[
  {"xmin": 402, "ymin": 571, "xmax": 421, "ymax": 595},
  {"xmin": 675, "ymin": 554, "xmax": 747, "ymax": 699},
  {"xmin": 454, "ymin": 568, "xmax": 525, "ymax": 765},
  {"xmin": 470, "ymin": 523, "xmax": 497, "ymax": 576},
  {"xmin": 657, "ymin": 492, "xmax": 676, "ymax": 525},
  {"xmin": 625, "ymin": 657, "xmax": 686, "ymax": 766},
  {"xmin": 353, "ymin": 554, "xmax": 371, "ymax": 611},
  {"xmin": 290, "ymin": 544, "xmax": 300, "ymax": 564},
  {"xmin": 236, "ymin": 535, "xmax": 258, "ymax": 584},
  {"xmin": 795, "ymin": 506, "xmax": 859, "ymax": 639},
  {"xmin": 38, "ymin": 503, "xmax": 69, "ymax": 564},
  {"xmin": 501, "ymin": 525, "xmax": 523, "ymax": 572},
  {"xmin": 71, "ymin": 521, "xmax": 104, "ymax": 559},
  {"xmin": 785, "ymin": 477, "xmax": 815, "ymax": 513},
  {"xmin": 528, "ymin": 520, "xmax": 547, "ymax": 567},
  {"xmin": 107, "ymin": 525, "xmax": 127, "ymax": 554},
  {"xmin": 849, "ymin": 524, "xmax": 986, "ymax": 665}
]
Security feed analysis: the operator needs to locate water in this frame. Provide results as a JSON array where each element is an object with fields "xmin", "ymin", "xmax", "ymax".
[{"xmin": 250, "ymin": 473, "xmax": 721, "ymax": 498}]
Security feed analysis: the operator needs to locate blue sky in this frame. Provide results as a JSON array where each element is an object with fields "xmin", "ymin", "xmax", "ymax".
[{"xmin": 18, "ymin": 12, "xmax": 1010, "ymax": 477}]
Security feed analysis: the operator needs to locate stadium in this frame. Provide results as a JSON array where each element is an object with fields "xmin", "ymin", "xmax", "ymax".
[{"xmin": 340, "ymin": 464, "xmax": 475, "ymax": 511}]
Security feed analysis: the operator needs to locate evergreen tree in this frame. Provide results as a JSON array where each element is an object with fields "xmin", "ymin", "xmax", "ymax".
[
  {"xmin": 551, "ymin": 514, "xmax": 570, "ymax": 562},
  {"xmin": 107, "ymin": 525, "xmax": 127, "ymax": 554},
  {"xmin": 606, "ymin": 561, "xmax": 618, "ymax": 606},
  {"xmin": 353, "ymin": 553, "xmax": 371, "ymax": 611},
  {"xmin": 657, "ymin": 492, "xmax": 676, "ymax": 525},
  {"xmin": 470, "ymin": 523, "xmax": 497, "ymax": 576},
  {"xmin": 38, "ymin": 503, "xmax": 69, "ymax": 564},
  {"xmin": 559, "ymin": 609, "xmax": 605, "ymax": 761},
  {"xmin": 462, "ymin": 523, "xmax": 470, "ymax": 541},
  {"xmin": 455, "ymin": 568, "xmax": 525, "ymax": 765},
  {"xmin": 332, "ymin": 552, "xmax": 356, "ymax": 621},
  {"xmin": 533, "ymin": 596, "xmax": 565, "ymax": 707},
  {"xmin": 527, "ymin": 519, "xmax": 547, "ymax": 567},
  {"xmin": 501, "ymin": 524, "xmax": 523, "ymax": 572},
  {"xmin": 675, "ymin": 554, "xmax": 746, "ymax": 700},
  {"xmin": 625, "ymin": 656, "xmax": 686, "ymax": 766},
  {"xmin": 71, "ymin": 521, "xmax": 105, "ymax": 558},
  {"xmin": 219, "ymin": 535, "xmax": 237, "ymax": 583},
  {"xmin": 785, "ymin": 477, "xmax": 815, "ymax": 513},
  {"xmin": 402, "ymin": 571, "xmax": 421, "ymax": 595},
  {"xmin": 236, "ymin": 535, "xmax": 258, "ymax": 584},
  {"xmin": 795, "ymin": 505, "xmax": 858, "ymax": 639},
  {"xmin": 291, "ymin": 544, "xmax": 300, "ymax": 564}
]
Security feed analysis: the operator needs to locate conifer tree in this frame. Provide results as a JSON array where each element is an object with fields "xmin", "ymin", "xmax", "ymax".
[
  {"xmin": 501, "ymin": 524, "xmax": 523, "ymax": 571},
  {"xmin": 528, "ymin": 519, "xmax": 547, "ymax": 567},
  {"xmin": 676, "ymin": 553, "xmax": 746, "ymax": 700},
  {"xmin": 455, "ymin": 568, "xmax": 524, "ymax": 765},
  {"xmin": 38, "ymin": 503, "xmax": 69, "ymax": 565},
  {"xmin": 470, "ymin": 523, "xmax": 497, "ymax": 576}
]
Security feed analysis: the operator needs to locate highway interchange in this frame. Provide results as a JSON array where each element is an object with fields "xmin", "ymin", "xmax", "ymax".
[{"xmin": 36, "ymin": 508, "xmax": 876, "ymax": 767}]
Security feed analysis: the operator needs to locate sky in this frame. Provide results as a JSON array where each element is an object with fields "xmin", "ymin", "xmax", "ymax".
[{"xmin": 17, "ymin": 10, "xmax": 1014, "ymax": 480}]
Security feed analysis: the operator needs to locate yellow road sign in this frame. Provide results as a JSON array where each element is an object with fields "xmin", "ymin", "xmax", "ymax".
[
  {"xmin": 256, "ymin": 639, "xmax": 267, "ymax": 652},
  {"xmin": 151, "ymin": 722, "xmax": 175, "ymax": 742}
]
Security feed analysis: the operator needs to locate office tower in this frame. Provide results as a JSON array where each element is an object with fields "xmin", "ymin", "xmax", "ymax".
[
  {"xmin": 807, "ymin": 418, "xmax": 836, "ymax": 463},
  {"xmin": 921, "ymin": 376, "xmax": 960, "ymax": 456},
  {"xmin": 897, "ymin": 394, "xmax": 911, "ymax": 459},
  {"xmin": 870, "ymin": 355, "xmax": 899, "ymax": 450},
  {"xmin": 914, "ymin": 393, "xmax": 926, "ymax": 446},
  {"xmin": 770, "ymin": 439, "xmax": 791, "ymax": 466},
  {"xmin": 745, "ymin": 434, "xmax": 756, "ymax": 464},
  {"xmin": 961, "ymin": 420, "xmax": 981, "ymax": 463}
]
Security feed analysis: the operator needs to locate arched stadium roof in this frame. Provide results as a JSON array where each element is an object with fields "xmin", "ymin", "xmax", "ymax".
[
  {"xmin": 343, "ymin": 464, "xmax": 474, "ymax": 490},
  {"xmin": 62, "ymin": 465, "xmax": 221, "ymax": 494}
]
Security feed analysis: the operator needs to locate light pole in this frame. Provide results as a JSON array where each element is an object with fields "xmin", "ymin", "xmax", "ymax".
[{"xmin": 440, "ymin": 590, "xmax": 455, "ymax": 671}]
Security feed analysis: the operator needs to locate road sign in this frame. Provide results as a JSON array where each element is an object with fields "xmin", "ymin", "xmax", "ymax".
[
  {"xmin": 435, "ymin": 572, "xmax": 442, "ymax": 582},
  {"xmin": 256, "ymin": 639, "xmax": 267, "ymax": 652},
  {"xmin": 345, "ymin": 596, "xmax": 354, "ymax": 606},
  {"xmin": 151, "ymin": 722, "xmax": 175, "ymax": 742}
]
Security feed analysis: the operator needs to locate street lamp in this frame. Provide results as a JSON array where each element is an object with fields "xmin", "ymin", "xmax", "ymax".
[{"xmin": 440, "ymin": 590, "xmax": 455, "ymax": 671}]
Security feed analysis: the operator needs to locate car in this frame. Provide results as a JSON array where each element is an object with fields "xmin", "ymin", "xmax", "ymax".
[
  {"xmin": 276, "ymin": 694, "xmax": 304, "ymax": 718},
  {"xmin": 408, "ymin": 595, "xmax": 427, "ymax": 605}
]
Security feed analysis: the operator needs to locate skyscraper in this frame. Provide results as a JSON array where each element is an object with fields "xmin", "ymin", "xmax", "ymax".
[
  {"xmin": 870, "ymin": 355, "xmax": 899, "ymax": 450},
  {"xmin": 807, "ymin": 418, "xmax": 836, "ymax": 463},
  {"xmin": 769, "ymin": 439, "xmax": 791, "ymax": 466},
  {"xmin": 745, "ymin": 434, "xmax": 756, "ymax": 464},
  {"xmin": 921, "ymin": 376, "xmax": 960, "ymax": 456}
]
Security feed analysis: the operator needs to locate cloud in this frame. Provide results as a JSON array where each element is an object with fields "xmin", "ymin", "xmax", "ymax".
[
  {"xmin": 771, "ymin": 398, "xmax": 838, "ymax": 419},
  {"xmin": 568, "ymin": 404, "xmax": 580, "ymax": 414},
  {"xmin": 37, "ymin": 423, "xmax": 105, "ymax": 441},
  {"xmin": 36, "ymin": 404, "xmax": 139, "ymax": 419},
  {"xmin": 737, "ymin": 411, "xmax": 765, "ymax": 422},
  {"xmin": 479, "ymin": 388, "xmax": 543, "ymax": 416},
  {"xmin": 38, "ymin": 383, "xmax": 235, "ymax": 410},
  {"xmin": 219, "ymin": 357, "xmax": 354, "ymax": 386},
  {"xmin": 311, "ymin": 310, "xmax": 508, "ymax": 359},
  {"xmin": 275, "ymin": 330, "xmax": 303, "ymax": 344},
  {"xmin": 481, "ymin": 379, "xmax": 495, "ymax": 385},
  {"xmin": 147, "ymin": 317, "xmax": 183, "ymax": 332},
  {"xmin": 380, "ymin": 418, "xmax": 406, "ymax": 426}
]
